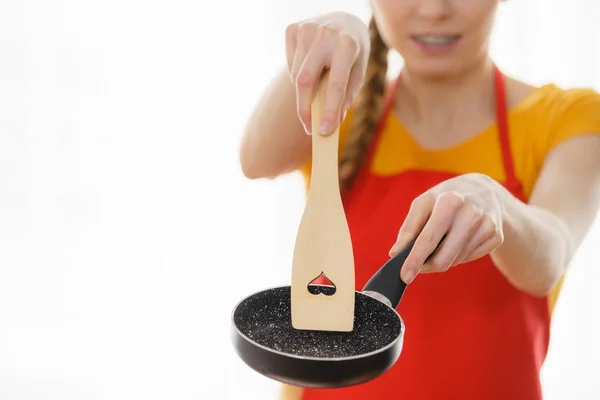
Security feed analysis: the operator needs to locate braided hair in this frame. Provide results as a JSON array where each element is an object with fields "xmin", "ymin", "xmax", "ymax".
[{"xmin": 339, "ymin": 17, "xmax": 389, "ymax": 193}]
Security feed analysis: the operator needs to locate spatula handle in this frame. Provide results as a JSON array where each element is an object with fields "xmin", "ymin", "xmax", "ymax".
[{"xmin": 309, "ymin": 72, "xmax": 340, "ymax": 191}]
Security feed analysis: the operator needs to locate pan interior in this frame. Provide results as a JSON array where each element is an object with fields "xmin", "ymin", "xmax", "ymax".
[{"xmin": 233, "ymin": 286, "xmax": 402, "ymax": 358}]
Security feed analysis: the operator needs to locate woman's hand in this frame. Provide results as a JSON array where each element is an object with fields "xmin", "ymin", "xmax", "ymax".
[
  {"xmin": 389, "ymin": 173, "xmax": 509, "ymax": 284},
  {"xmin": 285, "ymin": 12, "xmax": 370, "ymax": 136}
]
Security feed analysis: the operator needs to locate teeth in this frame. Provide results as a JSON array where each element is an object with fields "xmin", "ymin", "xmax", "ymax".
[{"xmin": 414, "ymin": 35, "xmax": 458, "ymax": 45}]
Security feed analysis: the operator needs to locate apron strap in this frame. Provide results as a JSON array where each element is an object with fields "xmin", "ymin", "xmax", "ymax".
[{"xmin": 493, "ymin": 66, "xmax": 520, "ymax": 189}]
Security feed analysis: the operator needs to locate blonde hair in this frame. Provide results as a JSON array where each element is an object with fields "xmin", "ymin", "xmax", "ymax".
[{"xmin": 339, "ymin": 17, "xmax": 389, "ymax": 193}]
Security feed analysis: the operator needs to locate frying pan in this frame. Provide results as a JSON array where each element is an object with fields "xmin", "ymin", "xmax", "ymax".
[{"xmin": 231, "ymin": 238, "xmax": 434, "ymax": 388}]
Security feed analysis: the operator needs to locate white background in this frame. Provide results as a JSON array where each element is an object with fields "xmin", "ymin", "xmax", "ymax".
[{"xmin": 0, "ymin": 0, "xmax": 599, "ymax": 399}]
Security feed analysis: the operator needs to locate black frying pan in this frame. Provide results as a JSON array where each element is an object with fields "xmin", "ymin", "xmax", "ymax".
[{"xmin": 231, "ymin": 238, "xmax": 432, "ymax": 388}]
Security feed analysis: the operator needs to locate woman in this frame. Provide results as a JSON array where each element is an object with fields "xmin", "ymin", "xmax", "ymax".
[{"xmin": 240, "ymin": 1, "xmax": 600, "ymax": 399}]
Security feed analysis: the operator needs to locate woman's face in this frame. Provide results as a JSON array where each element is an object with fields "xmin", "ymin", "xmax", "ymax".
[{"xmin": 371, "ymin": 0, "xmax": 501, "ymax": 77}]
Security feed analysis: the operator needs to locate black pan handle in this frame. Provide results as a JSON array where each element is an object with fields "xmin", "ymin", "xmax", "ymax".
[{"xmin": 361, "ymin": 236, "xmax": 444, "ymax": 309}]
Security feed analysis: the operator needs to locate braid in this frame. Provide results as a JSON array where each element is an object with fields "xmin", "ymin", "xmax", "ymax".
[{"xmin": 339, "ymin": 17, "xmax": 389, "ymax": 193}]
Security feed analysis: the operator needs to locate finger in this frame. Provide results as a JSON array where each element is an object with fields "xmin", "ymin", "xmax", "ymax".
[
  {"xmin": 290, "ymin": 22, "xmax": 316, "ymax": 81},
  {"xmin": 295, "ymin": 28, "xmax": 334, "ymax": 134},
  {"xmin": 460, "ymin": 235, "xmax": 502, "ymax": 264},
  {"xmin": 459, "ymin": 215, "xmax": 503, "ymax": 263},
  {"xmin": 420, "ymin": 204, "xmax": 483, "ymax": 273},
  {"xmin": 339, "ymin": 67, "xmax": 358, "ymax": 123},
  {"xmin": 319, "ymin": 33, "xmax": 359, "ymax": 135},
  {"xmin": 455, "ymin": 214, "xmax": 498, "ymax": 264},
  {"xmin": 285, "ymin": 23, "xmax": 299, "ymax": 75},
  {"xmin": 389, "ymin": 193, "xmax": 436, "ymax": 257},
  {"xmin": 401, "ymin": 192, "xmax": 465, "ymax": 283},
  {"xmin": 339, "ymin": 60, "xmax": 367, "ymax": 123},
  {"xmin": 290, "ymin": 23, "xmax": 317, "ymax": 133}
]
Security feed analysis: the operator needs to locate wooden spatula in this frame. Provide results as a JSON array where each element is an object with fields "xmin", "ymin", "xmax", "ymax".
[{"xmin": 290, "ymin": 72, "xmax": 355, "ymax": 332}]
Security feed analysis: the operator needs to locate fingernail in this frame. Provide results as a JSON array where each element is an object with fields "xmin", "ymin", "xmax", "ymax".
[
  {"xmin": 319, "ymin": 121, "xmax": 330, "ymax": 135},
  {"xmin": 389, "ymin": 233, "xmax": 410, "ymax": 256},
  {"xmin": 389, "ymin": 243, "xmax": 400, "ymax": 257},
  {"xmin": 403, "ymin": 270, "xmax": 415, "ymax": 284},
  {"xmin": 301, "ymin": 120, "xmax": 313, "ymax": 134}
]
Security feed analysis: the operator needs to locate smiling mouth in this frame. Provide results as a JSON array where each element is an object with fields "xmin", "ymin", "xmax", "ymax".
[{"xmin": 412, "ymin": 35, "xmax": 461, "ymax": 45}]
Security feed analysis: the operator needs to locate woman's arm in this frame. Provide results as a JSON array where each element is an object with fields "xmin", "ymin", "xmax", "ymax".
[
  {"xmin": 239, "ymin": 67, "xmax": 311, "ymax": 179},
  {"xmin": 491, "ymin": 134, "xmax": 600, "ymax": 297},
  {"xmin": 240, "ymin": 13, "xmax": 370, "ymax": 180},
  {"xmin": 390, "ymin": 135, "xmax": 600, "ymax": 296}
]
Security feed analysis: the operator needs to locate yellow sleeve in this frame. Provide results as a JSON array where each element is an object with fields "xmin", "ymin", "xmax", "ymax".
[
  {"xmin": 534, "ymin": 87, "xmax": 600, "ymax": 166},
  {"xmin": 528, "ymin": 87, "xmax": 600, "ymax": 315},
  {"xmin": 298, "ymin": 108, "xmax": 355, "ymax": 191}
]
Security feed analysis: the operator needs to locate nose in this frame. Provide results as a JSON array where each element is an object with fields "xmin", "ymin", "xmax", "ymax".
[{"xmin": 416, "ymin": 0, "xmax": 452, "ymax": 20}]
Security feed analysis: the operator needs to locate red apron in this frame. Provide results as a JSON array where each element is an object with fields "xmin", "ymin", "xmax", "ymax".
[{"xmin": 301, "ymin": 66, "xmax": 551, "ymax": 400}]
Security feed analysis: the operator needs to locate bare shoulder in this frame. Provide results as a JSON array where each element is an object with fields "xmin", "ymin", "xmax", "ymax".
[{"xmin": 503, "ymin": 75, "xmax": 539, "ymax": 108}]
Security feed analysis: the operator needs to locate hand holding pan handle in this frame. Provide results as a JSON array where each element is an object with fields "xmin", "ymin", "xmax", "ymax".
[{"xmin": 362, "ymin": 236, "xmax": 445, "ymax": 309}]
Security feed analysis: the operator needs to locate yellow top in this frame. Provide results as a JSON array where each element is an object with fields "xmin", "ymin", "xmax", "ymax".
[{"xmin": 300, "ymin": 83, "xmax": 600, "ymax": 315}]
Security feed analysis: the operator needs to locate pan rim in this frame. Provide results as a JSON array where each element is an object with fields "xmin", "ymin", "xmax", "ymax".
[{"xmin": 231, "ymin": 284, "xmax": 405, "ymax": 362}]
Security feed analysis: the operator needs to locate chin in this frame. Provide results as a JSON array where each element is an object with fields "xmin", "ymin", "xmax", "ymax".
[
  {"xmin": 402, "ymin": 49, "xmax": 490, "ymax": 81},
  {"xmin": 403, "ymin": 58, "xmax": 468, "ymax": 80}
]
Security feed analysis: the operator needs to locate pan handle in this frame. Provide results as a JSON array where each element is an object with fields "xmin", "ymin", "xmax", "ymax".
[{"xmin": 361, "ymin": 236, "xmax": 444, "ymax": 308}]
